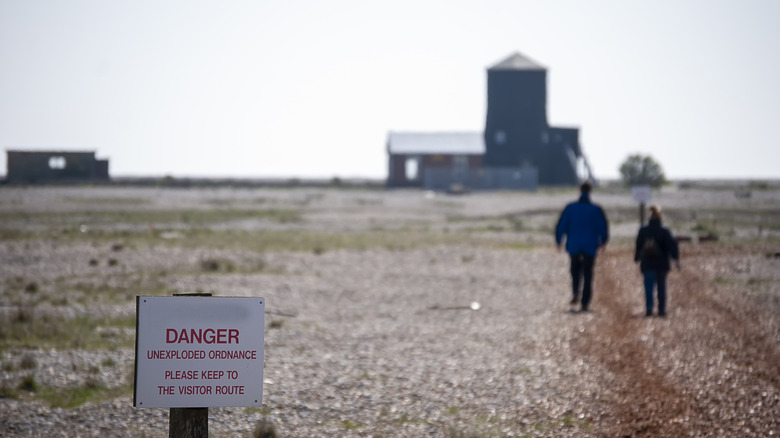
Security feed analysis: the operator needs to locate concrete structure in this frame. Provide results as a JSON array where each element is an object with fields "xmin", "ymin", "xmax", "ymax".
[
  {"xmin": 387, "ymin": 52, "xmax": 593, "ymax": 190},
  {"xmin": 5, "ymin": 150, "xmax": 109, "ymax": 184}
]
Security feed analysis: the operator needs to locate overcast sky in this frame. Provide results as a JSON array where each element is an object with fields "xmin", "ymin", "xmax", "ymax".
[{"xmin": 1, "ymin": 0, "xmax": 779, "ymax": 180}]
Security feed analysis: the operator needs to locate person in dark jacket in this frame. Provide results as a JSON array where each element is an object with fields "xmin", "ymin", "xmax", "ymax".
[
  {"xmin": 555, "ymin": 181, "xmax": 610, "ymax": 312},
  {"xmin": 634, "ymin": 205, "xmax": 680, "ymax": 317}
]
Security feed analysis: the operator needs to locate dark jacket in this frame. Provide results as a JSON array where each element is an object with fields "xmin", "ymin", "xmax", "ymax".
[
  {"xmin": 634, "ymin": 218, "xmax": 679, "ymax": 273},
  {"xmin": 555, "ymin": 194, "xmax": 610, "ymax": 256}
]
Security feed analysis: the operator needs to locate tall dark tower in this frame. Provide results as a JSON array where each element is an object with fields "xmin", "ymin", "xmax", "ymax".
[
  {"xmin": 483, "ymin": 52, "xmax": 547, "ymax": 168},
  {"xmin": 483, "ymin": 52, "xmax": 582, "ymax": 185},
  {"xmin": 387, "ymin": 51, "xmax": 587, "ymax": 190}
]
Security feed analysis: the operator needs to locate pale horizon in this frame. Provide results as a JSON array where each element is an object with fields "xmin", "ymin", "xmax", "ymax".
[{"xmin": 2, "ymin": 1, "xmax": 779, "ymax": 181}]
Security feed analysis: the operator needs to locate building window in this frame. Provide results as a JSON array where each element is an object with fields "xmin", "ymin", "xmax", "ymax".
[
  {"xmin": 495, "ymin": 130, "xmax": 506, "ymax": 144},
  {"xmin": 49, "ymin": 156, "xmax": 67, "ymax": 169},
  {"xmin": 405, "ymin": 157, "xmax": 420, "ymax": 181},
  {"xmin": 453, "ymin": 155, "xmax": 468, "ymax": 171}
]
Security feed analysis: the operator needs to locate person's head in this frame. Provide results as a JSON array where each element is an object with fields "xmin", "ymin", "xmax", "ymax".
[
  {"xmin": 649, "ymin": 204, "xmax": 662, "ymax": 220},
  {"xmin": 579, "ymin": 181, "xmax": 592, "ymax": 195}
]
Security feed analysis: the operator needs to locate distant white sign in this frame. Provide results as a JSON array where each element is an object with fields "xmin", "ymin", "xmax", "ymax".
[
  {"xmin": 134, "ymin": 296, "xmax": 265, "ymax": 408},
  {"xmin": 631, "ymin": 186, "xmax": 652, "ymax": 203}
]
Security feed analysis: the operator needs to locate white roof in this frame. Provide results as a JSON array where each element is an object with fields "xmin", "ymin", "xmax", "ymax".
[{"xmin": 387, "ymin": 132, "xmax": 484, "ymax": 155}]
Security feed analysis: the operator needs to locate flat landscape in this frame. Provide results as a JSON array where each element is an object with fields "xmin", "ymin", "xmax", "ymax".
[{"xmin": 1, "ymin": 182, "xmax": 779, "ymax": 437}]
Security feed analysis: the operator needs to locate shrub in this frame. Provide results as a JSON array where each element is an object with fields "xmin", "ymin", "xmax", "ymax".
[
  {"xmin": 19, "ymin": 375, "xmax": 38, "ymax": 392},
  {"xmin": 619, "ymin": 154, "xmax": 666, "ymax": 187},
  {"xmin": 252, "ymin": 418, "xmax": 277, "ymax": 438},
  {"xmin": 20, "ymin": 354, "xmax": 37, "ymax": 370}
]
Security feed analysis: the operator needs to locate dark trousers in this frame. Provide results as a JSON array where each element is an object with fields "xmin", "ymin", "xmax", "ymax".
[
  {"xmin": 570, "ymin": 253, "xmax": 595, "ymax": 308},
  {"xmin": 643, "ymin": 270, "xmax": 668, "ymax": 315}
]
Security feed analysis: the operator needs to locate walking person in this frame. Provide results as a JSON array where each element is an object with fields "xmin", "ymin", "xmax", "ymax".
[
  {"xmin": 634, "ymin": 205, "xmax": 680, "ymax": 317},
  {"xmin": 555, "ymin": 181, "xmax": 610, "ymax": 312}
]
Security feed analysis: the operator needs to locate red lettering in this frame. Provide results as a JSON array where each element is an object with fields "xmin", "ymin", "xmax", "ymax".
[
  {"xmin": 147, "ymin": 349, "xmax": 206, "ymax": 359},
  {"xmin": 201, "ymin": 370, "xmax": 225, "ymax": 379},
  {"xmin": 215, "ymin": 385, "xmax": 244, "ymax": 395},
  {"xmin": 165, "ymin": 370, "xmax": 198, "ymax": 380},
  {"xmin": 159, "ymin": 385, "xmax": 174, "ymax": 395},
  {"xmin": 178, "ymin": 385, "xmax": 212, "ymax": 395},
  {"xmin": 206, "ymin": 350, "xmax": 257, "ymax": 360},
  {"xmin": 164, "ymin": 328, "xmax": 241, "ymax": 344},
  {"xmin": 190, "ymin": 328, "xmax": 202, "ymax": 343}
]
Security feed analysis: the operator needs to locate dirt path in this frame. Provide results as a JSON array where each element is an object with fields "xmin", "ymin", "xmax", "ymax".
[{"xmin": 575, "ymin": 247, "xmax": 780, "ymax": 436}]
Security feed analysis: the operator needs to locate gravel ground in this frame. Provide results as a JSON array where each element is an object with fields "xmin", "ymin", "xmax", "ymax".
[{"xmin": 1, "ymin": 185, "xmax": 779, "ymax": 437}]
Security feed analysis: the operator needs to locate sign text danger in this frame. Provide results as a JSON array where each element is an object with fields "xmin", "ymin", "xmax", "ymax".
[{"xmin": 166, "ymin": 328, "xmax": 239, "ymax": 344}]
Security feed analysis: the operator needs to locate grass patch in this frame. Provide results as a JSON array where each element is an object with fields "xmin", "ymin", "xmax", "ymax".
[
  {"xmin": 6, "ymin": 368, "xmax": 133, "ymax": 408},
  {"xmin": 500, "ymin": 242, "xmax": 535, "ymax": 251},
  {"xmin": 393, "ymin": 412, "xmax": 429, "ymax": 427},
  {"xmin": 39, "ymin": 384, "xmax": 107, "ymax": 408},
  {"xmin": 164, "ymin": 228, "xmax": 468, "ymax": 253},
  {"xmin": 168, "ymin": 228, "xmax": 545, "ymax": 254},
  {"xmin": 0, "ymin": 310, "xmax": 136, "ymax": 351},
  {"xmin": 341, "ymin": 419, "xmax": 364, "ymax": 430},
  {"xmin": 63, "ymin": 275, "xmax": 168, "ymax": 305},
  {"xmin": 692, "ymin": 221, "xmax": 718, "ymax": 235},
  {"xmin": 65, "ymin": 197, "xmax": 151, "ymax": 205},
  {"xmin": 245, "ymin": 406, "xmax": 273, "ymax": 415},
  {"xmin": 559, "ymin": 414, "xmax": 591, "ymax": 430},
  {"xmin": 36, "ymin": 380, "xmax": 132, "ymax": 408},
  {"xmin": 0, "ymin": 229, "xmax": 29, "ymax": 241},
  {"xmin": 0, "ymin": 272, "xmax": 172, "ymax": 308},
  {"xmin": 714, "ymin": 277, "xmax": 730, "ymax": 286},
  {"xmin": 19, "ymin": 374, "xmax": 39, "ymax": 392},
  {"xmin": 0, "ymin": 208, "xmax": 303, "ymax": 230},
  {"xmin": 446, "ymin": 424, "xmax": 519, "ymax": 438},
  {"xmin": 0, "ymin": 382, "xmax": 20, "ymax": 399},
  {"xmin": 2, "ymin": 223, "xmax": 485, "ymax": 253}
]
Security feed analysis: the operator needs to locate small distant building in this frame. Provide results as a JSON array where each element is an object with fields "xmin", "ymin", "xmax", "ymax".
[
  {"xmin": 386, "ymin": 132, "xmax": 537, "ymax": 191},
  {"xmin": 387, "ymin": 51, "xmax": 593, "ymax": 190},
  {"xmin": 5, "ymin": 150, "xmax": 110, "ymax": 184}
]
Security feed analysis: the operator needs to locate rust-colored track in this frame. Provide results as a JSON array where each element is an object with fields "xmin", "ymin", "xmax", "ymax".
[{"xmin": 574, "ymin": 247, "xmax": 780, "ymax": 436}]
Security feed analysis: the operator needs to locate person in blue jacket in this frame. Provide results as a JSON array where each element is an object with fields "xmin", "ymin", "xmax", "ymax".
[{"xmin": 555, "ymin": 181, "xmax": 610, "ymax": 312}]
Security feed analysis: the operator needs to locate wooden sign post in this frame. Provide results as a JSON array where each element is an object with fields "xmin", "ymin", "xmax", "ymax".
[{"xmin": 170, "ymin": 407, "xmax": 208, "ymax": 438}]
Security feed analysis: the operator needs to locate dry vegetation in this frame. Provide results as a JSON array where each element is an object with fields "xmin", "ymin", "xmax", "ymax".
[{"xmin": 0, "ymin": 182, "xmax": 779, "ymax": 437}]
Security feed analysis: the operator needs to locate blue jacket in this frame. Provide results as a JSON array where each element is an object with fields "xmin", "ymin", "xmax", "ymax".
[{"xmin": 555, "ymin": 194, "xmax": 609, "ymax": 256}]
